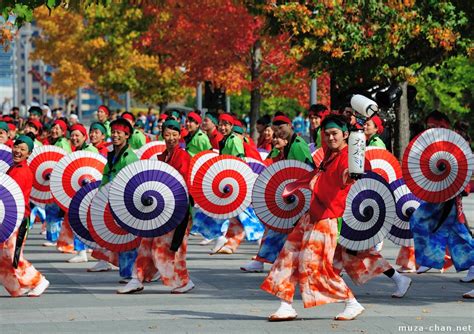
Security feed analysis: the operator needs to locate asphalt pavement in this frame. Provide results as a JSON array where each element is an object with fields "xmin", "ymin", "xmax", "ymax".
[{"xmin": 0, "ymin": 197, "xmax": 473, "ymax": 333}]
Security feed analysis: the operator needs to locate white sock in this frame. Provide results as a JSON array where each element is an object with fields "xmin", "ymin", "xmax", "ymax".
[
  {"xmin": 346, "ymin": 298, "xmax": 359, "ymax": 307},
  {"xmin": 280, "ymin": 300, "xmax": 293, "ymax": 309},
  {"xmin": 391, "ymin": 270, "xmax": 402, "ymax": 283},
  {"xmin": 78, "ymin": 250, "xmax": 87, "ymax": 257}
]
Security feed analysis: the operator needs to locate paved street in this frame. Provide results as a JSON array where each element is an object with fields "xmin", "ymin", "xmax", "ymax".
[{"xmin": 1, "ymin": 198, "xmax": 473, "ymax": 334}]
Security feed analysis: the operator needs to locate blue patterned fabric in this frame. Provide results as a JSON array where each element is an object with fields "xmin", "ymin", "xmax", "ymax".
[
  {"xmin": 118, "ymin": 249, "xmax": 138, "ymax": 278},
  {"xmin": 73, "ymin": 237, "xmax": 87, "ymax": 251},
  {"xmin": 256, "ymin": 229, "xmax": 288, "ymax": 263},
  {"xmin": 237, "ymin": 206, "xmax": 264, "ymax": 241},
  {"xmin": 191, "ymin": 207, "xmax": 228, "ymax": 240},
  {"xmin": 45, "ymin": 203, "xmax": 63, "ymax": 242},
  {"xmin": 410, "ymin": 200, "xmax": 474, "ymax": 271},
  {"xmin": 29, "ymin": 205, "xmax": 46, "ymax": 229}
]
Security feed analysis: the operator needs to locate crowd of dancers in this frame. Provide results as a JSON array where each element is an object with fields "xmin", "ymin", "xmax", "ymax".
[{"xmin": 0, "ymin": 103, "xmax": 472, "ymax": 322}]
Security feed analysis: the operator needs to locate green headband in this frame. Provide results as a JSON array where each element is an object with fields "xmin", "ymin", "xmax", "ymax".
[
  {"xmin": 205, "ymin": 113, "xmax": 219, "ymax": 125},
  {"xmin": 233, "ymin": 125, "xmax": 244, "ymax": 134},
  {"xmin": 15, "ymin": 135, "xmax": 34, "ymax": 152},
  {"xmin": 90, "ymin": 122, "xmax": 107, "ymax": 135},
  {"xmin": 0, "ymin": 121, "xmax": 9, "ymax": 133},
  {"xmin": 163, "ymin": 119, "xmax": 181, "ymax": 132},
  {"xmin": 323, "ymin": 121, "xmax": 348, "ymax": 132}
]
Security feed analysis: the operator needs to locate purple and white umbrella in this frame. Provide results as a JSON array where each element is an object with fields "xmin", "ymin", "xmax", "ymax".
[
  {"xmin": 0, "ymin": 144, "xmax": 13, "ymax": 173},
  {"xmin": 109, "ymin": 160, "xmax": 189, "ymax": 238},
  {"xmin": 257, "ymin": 148, "xmax": 269, "ymax": 161},
  {"xmin": 245, "ymin": 157, "xmax": 266, "ymax": 175},
  {"xmin": 68, "ymin": 180, "xmax": 101, "ymax": 249},
  {"xmin": 388, "ymin": 179, "xmax": 421, "ymax": 247},
  {"xmin": 340, "ymin": 171, "xmax": 396, "ymax": 251},
  {"xmin": 0, "ymin": 173, "xmax": 25, "ymax": 242}
]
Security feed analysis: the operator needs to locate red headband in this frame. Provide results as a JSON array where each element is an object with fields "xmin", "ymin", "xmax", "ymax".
[
  {"xmin": 28, "ymin": 120, "xmax": 43, "ymax": 131},
  {"xmin": 70, "ymin": 124, "xmax": 88, "ymax": 139},
  {"xmin": 426, "ymin": 117, "xmax": 450, "ymax": 129},
  {"xmin": 7, "ymin": 123, "xmax": 16, "ymax": 131},
  {"xmin": 159, "ymin": 114, "xmax": 168, "ymax": 121},
  {"xmin": 233, "ymin": 118, "xmax": 243, "ymax": 127},
  {"xmin": 111, "ymin": 124, "xmax": 131, "ymax": 135},
  {"xmin": 122, "ymin": 113, "xmax": 134, "ymax": 122},
  {"xmin": 98, "ymin": 105, "xmax": 110, "ymax": 115},
  {"xmin": 53, "ymin": 120, "xmax": 68, "ymax": 133},
  {"xmin": 187, "ymin": 112, "xmax": 202, "ymax": 124},
  {"xmin": 371, "ymin": 116, "xmax": 384, "ymax": 135},
  {"xmin": 272, "ymin": 115, "xmax": 292, "ymax": 125},
  {"xmin": 219, "ymin": 114, "xmax": 235, "ymax": 125}
]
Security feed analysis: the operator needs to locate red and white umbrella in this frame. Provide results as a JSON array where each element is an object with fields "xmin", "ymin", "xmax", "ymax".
[
  {"xmin": 188, "ymin": 150, "xmax": 218, "ymax": 186},
  {"xmin": 190, "ymin": 155, "xmax": 255, "ymax": 219},
  {"xmin": 87, "ymin": 183, "xmax": 141, "ymax": 252},
  {"xmin": 0, "ymin": 144, "xmax": 13, "ymax": 173},
  {"xmin": 50, "ymin": 151, "xmax": 106, "ymax": 211},
  {"xmin": 27, "ymin": 145, "xmax": 67, "ymax": 206},
  {"xmin": 312, "ymin": 147, "xmax": 325, "ymax": 168},
  {"xmin": 402, "ymin": 128, "xmax": 474, "ymax": 203},
  {"xmin": 135, "ymin": 141, "xmax": 166, "ymax": 160},
  {"xmin": 0, "ymin": 173, "xmax": 25, "ymax": 243},
  {"xmin": 365, "ymin": 147, "xmax": 402, "ymax": 184},
  {"xmin": 252, "ymin": 160, "xmax": 313, "ymax": 233}
]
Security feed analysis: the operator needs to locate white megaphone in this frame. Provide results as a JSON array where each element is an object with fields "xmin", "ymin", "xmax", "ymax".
[{"xmin": 351, "ymin": 94, "xmax": 378, "ymax": 118}]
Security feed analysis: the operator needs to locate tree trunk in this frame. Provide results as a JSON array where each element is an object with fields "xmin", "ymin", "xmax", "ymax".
[
  {"xmin": 158, "ymin": 102, "xmax": 168, "ymax": 114},
  {"xmin": 249, "ymin": 39, "xmax": 262, "ymax": 141},
  {"xmin": 394, "ymin": 81, "xmax": 410, "ymax": 160}
]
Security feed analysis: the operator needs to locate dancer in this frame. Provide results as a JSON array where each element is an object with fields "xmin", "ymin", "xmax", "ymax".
[
  {"xmin": 0, "ymin": 135, "xmax": 49, "ymax": 297},
  {"xmin": 261, "ymin": 114, "xmax": 365, "ymax": 321},
  {"xmin": 118, "ymin": 119, "xmax": 194, "ymax": 294}
]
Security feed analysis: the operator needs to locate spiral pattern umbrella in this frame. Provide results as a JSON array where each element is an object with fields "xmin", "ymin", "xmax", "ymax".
[
  {"xmin": 0, "ymin": 144, "xmax": 13, "ymax": 173},
  {"xmin": 108, "ymin": 160, "xmax": 189, "ymax": 237},
  {"xmin": 188, "ymin": 150, "xmax": 218, "ymax": 186},
  {"xmin": 88, "ymin": 183, "xmax": 141, "ymax": 252},
  {"xmin": 0, "ymin": 173, "xmax": 25, "ymax": 243},
  {"xmin": 27, "ymin": 145, "xmax": 67, "ymax": 206},
  {"xmin": 246, "ymin": 157, "xmax": 266, "ymax": 175},
  {"xmin": 257, "ymin": 148, "xmax": 269, "ymax": 161},
  {"xmin": 402, "ymin": 128, "xmax": 474, "ymax": 203},
  {"xmin": 68, "ymin": 180, "xmax": 101, "ymax": 248},
  {"xmin": 365, "ymin": 147, "xmax": 402, "ymax": 184},
  {"xmin": 252, "ymin": 160, "xmax": 313, "ymax": 233},
  {"xmin": 191, "ymin": 155, "xmax": 255, "ymax": 219},
  {"xmin": 388, "ymin": 179, "xmax": 421, "ymax": 247},
  {"xmin": 340, "ymin": 171, "xmax": 396, "ymax": 251},
  {"xmin": 312, "ymin": 147, "xmax": 325, "ymax": 168},
  {"xmin": 135, "ymin": 141, "xmax": 166, "ymax": 160},
  {"xmin": 50, "ymin": 151, "xmax": 106, "ymax": 211}
]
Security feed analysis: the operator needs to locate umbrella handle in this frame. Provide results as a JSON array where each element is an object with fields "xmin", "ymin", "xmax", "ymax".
[
  {"xmin": 45, "ymin": 173, "xmax": 51, "ymax": 181},
  {"xmin": 81, "ymin": 179, "xmax": 91, "ymax": 186},
  {"xmin": 283, "ymin": 194, "xmax": 296, "ymax": 204},
  {"xmin": 142, "ymin": 197, "xmax": 154, "ymax": 206},
  {"xmin": 223, "ymin": 185, "xmax": 231, "ymax": 194}
]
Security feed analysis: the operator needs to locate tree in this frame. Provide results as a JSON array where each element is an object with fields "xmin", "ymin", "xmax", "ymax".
[
  {"xmin": 267, "ymin": 1, "xmax": 472, "ymax": 158},
  {"xmin": 140, "ymin": 0, "xmax": 314, "ymax": 137},
  {"xmin": 31, "ymin": 4, "xmax": 187, "ymax": 107}
]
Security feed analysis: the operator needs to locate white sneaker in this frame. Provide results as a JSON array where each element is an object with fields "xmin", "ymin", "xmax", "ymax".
[
  {"xmin": 87, "ymin": 260, "xmax": 112, "ymax": 272},
  {"xmin": 199, "ymin": 238, "xmax": 214, "ymax": 246},
  {"xmin": 40, "ymin": 231, "xmax": 46, "ymax": 235},
  {"xmin": 42, "ymin": 241, "xmax": 57, "ymax": 247},
  {"xmin": 149, "ymin": 271, "xmax": 161, "ymax": 282},
  {"xmin": 28, "ymin": 278, "xmax": 50, "ymax": 297},
  {"xmin": 210, "ymin": 236, "xmax": 227, "ymax": 254},
  {"xmin": 374, "ymin": 241, "xmax": 384, "ymax": 252},
  {"xmin": 116, "ymin": 278, "xmax": 144, "ymax": 294},
  {"xmin": 240, "ymin": 260, "xmax": 264, "ymax": 273},
  {"xmin": 67, "ymin": 250, "xmax": 88, "ymax": 263},
  {"xmin": 268, "ymin": 301, "xmax": 297, "ymax": 322},
  {"xmin": 460, "ymin": 266, "xmax": 474, "ymax": 283},
  {"xmin": 416, "ymin": 266, "xmax": 432, "ymax": 274},
  {"xmin": 392, "ymin": 275, "xmax": 412, "ymax": 298},
  {"xmin": 171, "ymin": 280, "xmax": 195, "ymax": 294},
  {"xmin": 462, "ymin": 289, "xmax": 474, "ymax": 299},
  {"xmin": 335, "ymin": 299, "xmax": 365, "ymax": 320},
  {"xmin": 396, "ymin": 266, "xmax": 416, "ymax": 273}
]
